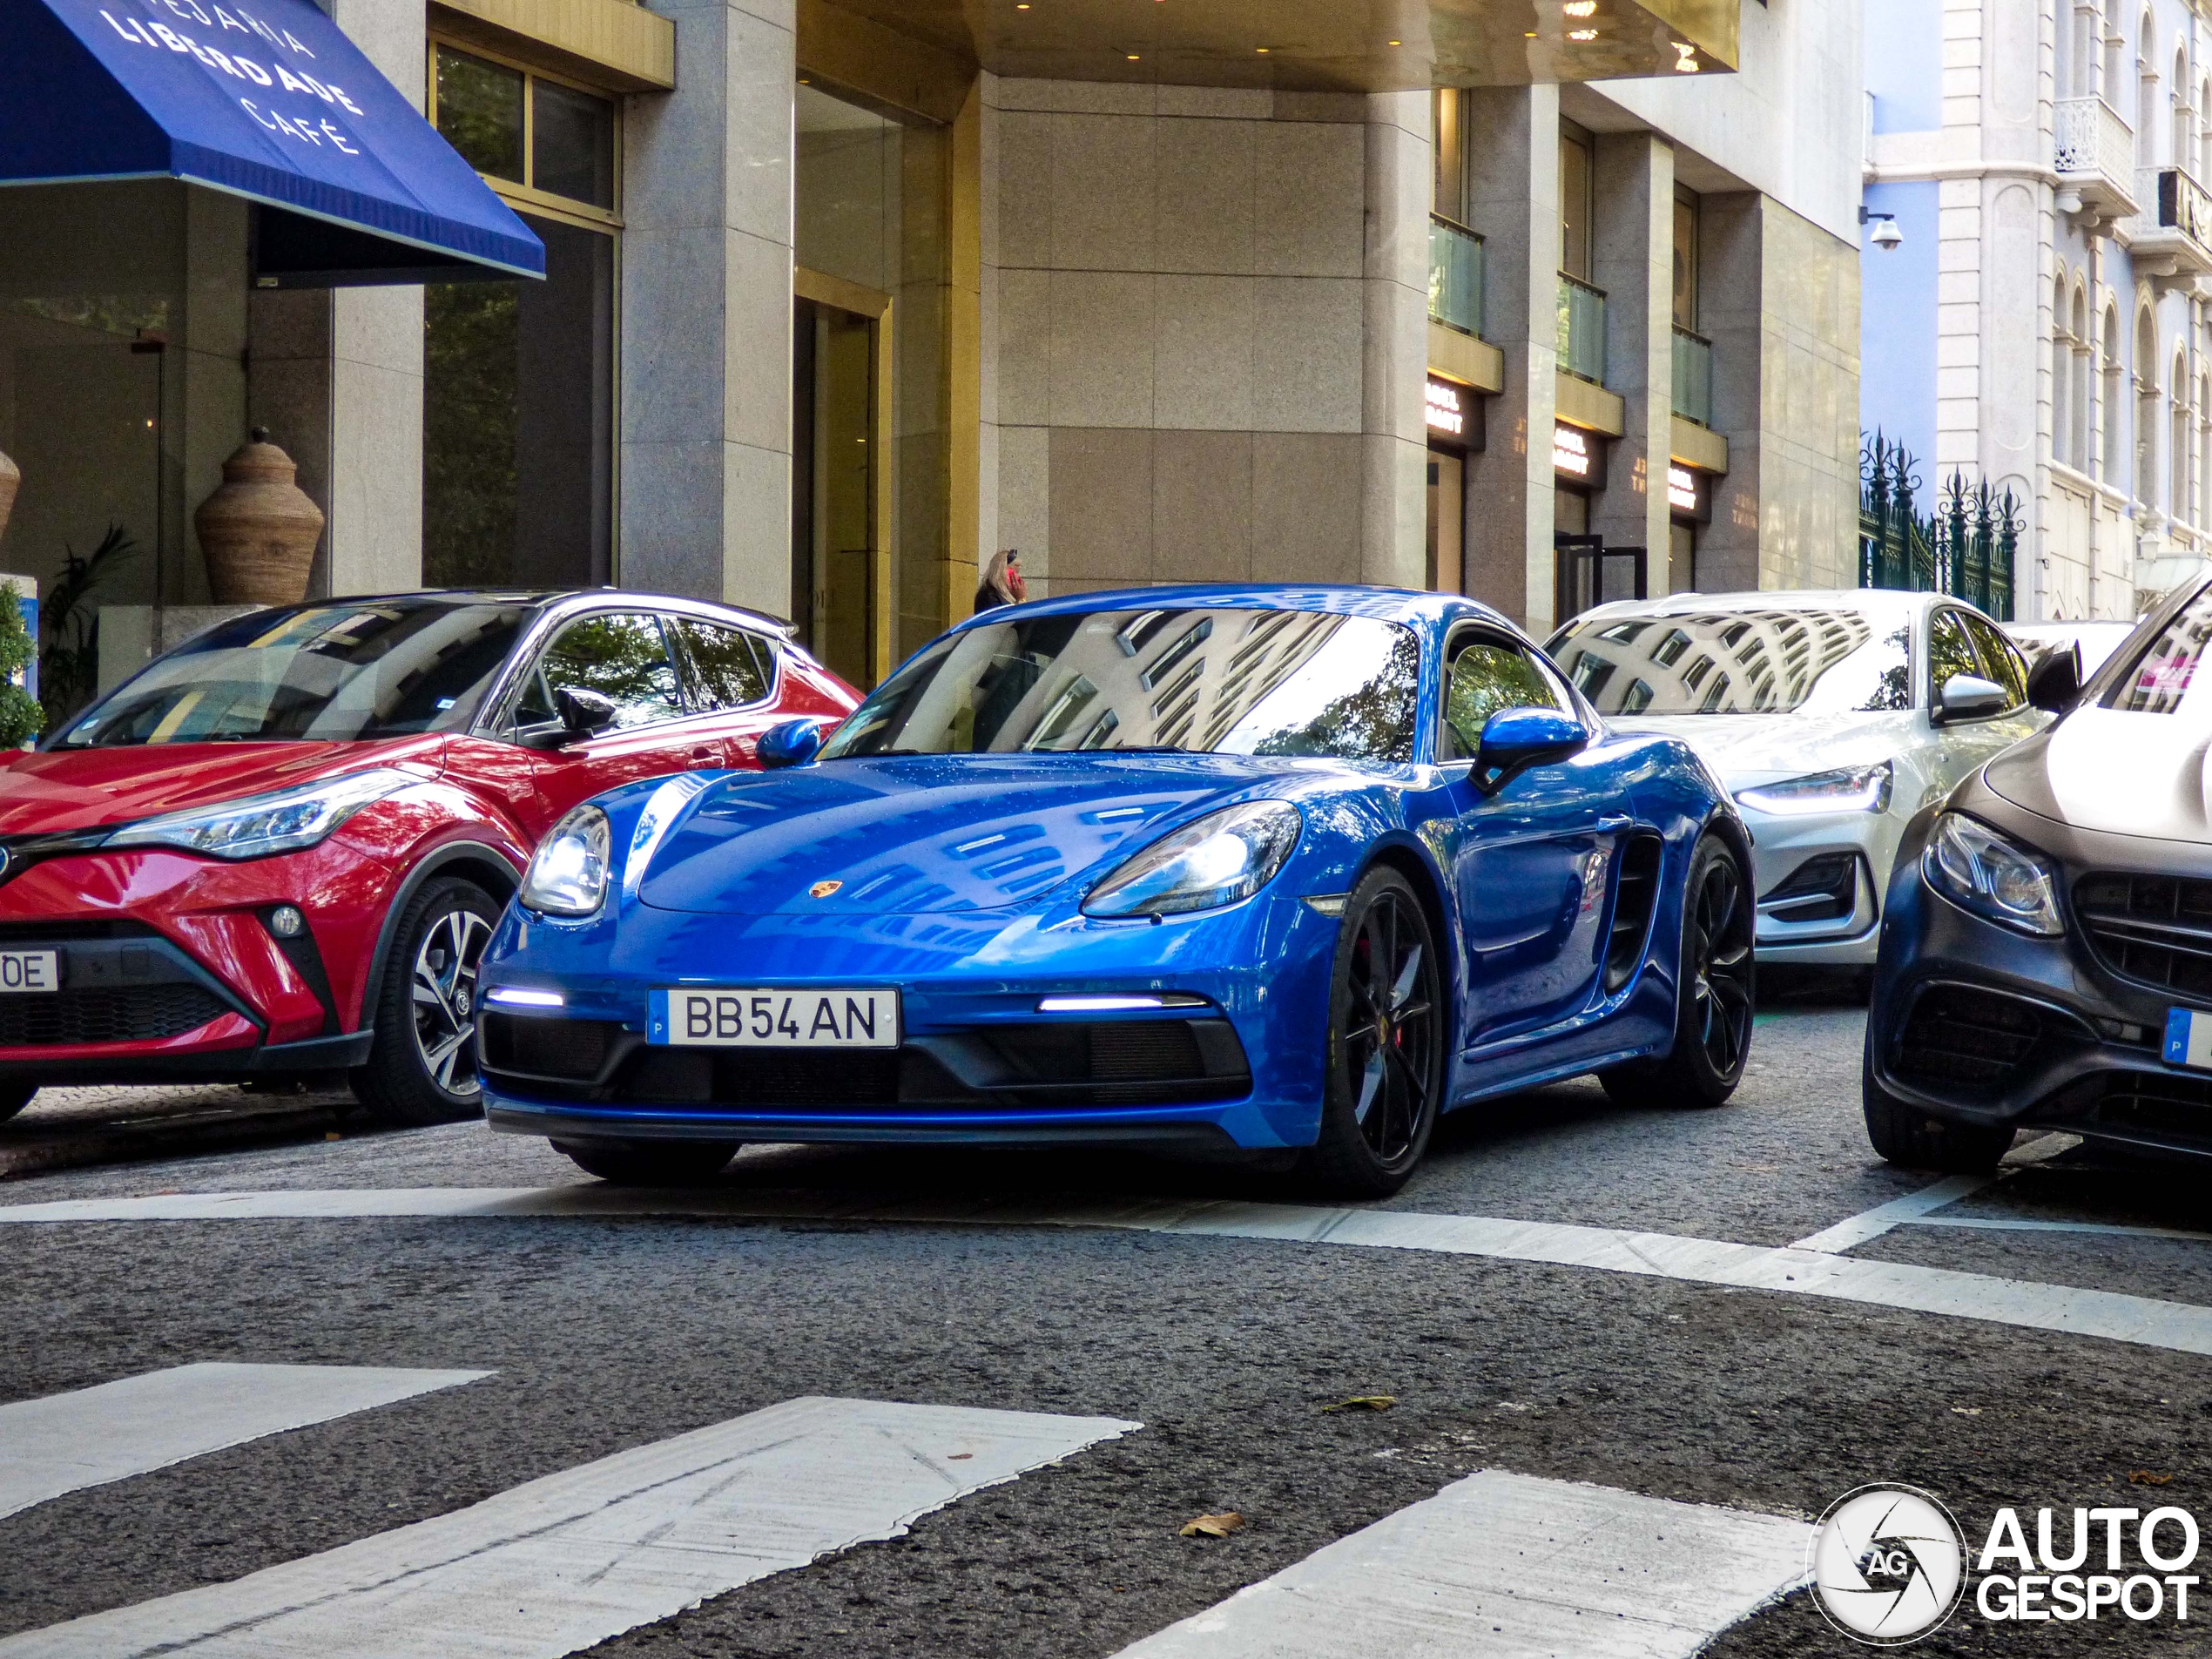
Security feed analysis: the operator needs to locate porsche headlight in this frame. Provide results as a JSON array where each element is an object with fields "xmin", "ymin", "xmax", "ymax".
[
  {"xmin": 1735, "ymin": 761, "xmax": 1893, "ymax": 816},
  {"xmin": 104, "ymin": 768, "xmax": 413, "ymax": 860},
  {"xmin": 522, "ymin": 805, "xmax": 612, "ymax": 917},
  {"xmin": 1083, "ymin": 801, "xmax": 1301, "ymax": 919},
  {"xmin": 1923, "ymin": 812, "xmax": 2064, "ymax": 936}
]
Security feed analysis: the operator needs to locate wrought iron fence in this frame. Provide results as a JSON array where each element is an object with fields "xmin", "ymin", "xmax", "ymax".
[{"xmin": 1858, "ymin": 432, "xmax": 2017, "ymax": 620}]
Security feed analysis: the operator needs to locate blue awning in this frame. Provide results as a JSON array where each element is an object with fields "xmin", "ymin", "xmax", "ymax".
[{"xmin": 0, "ymin": 0, "xmax": 544, "ymax": 282}]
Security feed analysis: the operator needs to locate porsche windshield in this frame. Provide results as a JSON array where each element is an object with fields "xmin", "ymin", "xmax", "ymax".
[
  {"xmin": 1547, "ymin": 607, "xmax": 1913, "ymax": 716},
  {"xmin": 820, "ymin": 608, "xmax": 1421, "ymax": 762},
  {"xmin": 51, "ymin": 602, "xmax": 529, "ymax": 747}
]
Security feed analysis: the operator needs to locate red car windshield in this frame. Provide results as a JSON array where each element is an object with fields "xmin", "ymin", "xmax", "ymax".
[{"xmin": 51, "ymin": 602, "xmax": 529, "ymax": 747}]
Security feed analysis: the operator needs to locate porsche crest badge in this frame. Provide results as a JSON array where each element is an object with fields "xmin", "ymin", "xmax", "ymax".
[{"xmin": 809, "ymin": 880, "xmax": 843, "ymax": 900}]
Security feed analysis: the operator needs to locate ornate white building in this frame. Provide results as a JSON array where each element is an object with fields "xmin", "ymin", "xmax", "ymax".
[{"xmin": 1863, "ymin": 0, "xmax": 2212, "ymax": 619}]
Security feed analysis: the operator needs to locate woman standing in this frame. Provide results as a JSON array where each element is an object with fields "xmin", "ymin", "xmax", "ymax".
[{"xmin": 974, "ymin": 548, "xmax": 1028, "ymax": 613}]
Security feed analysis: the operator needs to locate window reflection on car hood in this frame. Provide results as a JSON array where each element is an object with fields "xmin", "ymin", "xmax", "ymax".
[{"xmin": 1552, "ymin": 609, "xmax": 1911, "ymax": 717}]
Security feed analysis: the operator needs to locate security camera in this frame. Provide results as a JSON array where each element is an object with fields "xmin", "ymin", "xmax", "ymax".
[{"xmin": 1872, "ymin": 218, "xmax": 1903, "ymax": 251}]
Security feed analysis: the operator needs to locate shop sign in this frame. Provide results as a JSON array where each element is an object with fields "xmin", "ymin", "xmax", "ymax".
[
  {"xmin": 1553, "ymin": 422, "xmax": 1607, "ymax": 490},
  {"xmin": 1668, "ymin": 462, "xmax": 1713, "ymax": 524},
  {"xmin": 1426, "ymin": 376, "xmax": 1475, "ymax": 446}
]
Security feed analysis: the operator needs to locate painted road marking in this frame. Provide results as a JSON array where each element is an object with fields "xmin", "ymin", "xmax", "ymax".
[
  {"xmin": 1784, "ymin": 1131, "xmax": 2082, "ymax": 1253},
  {"xmin": 1898, "ymin": 1216, "xmax": 2212, "ymax": 1243},
  {"xmin": 1786, "ymin": 1174, "xmax": 1993, "ymax": 1253},
  {"xmin": 1113, "ymin": 1468, "xmax": 1811, "ymax": 1659},
  {"xmin": 5, "ymin": 1185, "xmax": 2212, "ymax": 1359},
  {"xmin": 0, "ymin": 1396, "xmax": 1138, "ymax": 1659},
  {"xmin": 0, "ymin": 1362, "xmax": 488, "ymax": 1522}
]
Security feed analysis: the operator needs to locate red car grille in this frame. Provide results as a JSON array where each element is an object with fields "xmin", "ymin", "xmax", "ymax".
[{"xmin": 0, "ymin": 985, "xmax": 233, "ymax": 1048}]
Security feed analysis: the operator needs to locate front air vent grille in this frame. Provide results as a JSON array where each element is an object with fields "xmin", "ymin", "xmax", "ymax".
[
  {"xmin": 1761, "ymin": 852, "xmax": 1861, "ymax": 925},
  {"xmin": 0, "ymin": 985, "xmax": 231, "ymax": 1048},
  {"xmin": 1894, "ymin": 984, "xmax": 2044, "ymax": 1090},
  {"xmin": 1603, "ymin": 833, "xmax": 1664, "ymax": 992},
  {"xmin": 2075, "ymin": 873, "xmax": 2212, "ymax": 998},
  {"xmin": 481, "ymin": 1015, "xmax": 622, "ymax": 1082}
]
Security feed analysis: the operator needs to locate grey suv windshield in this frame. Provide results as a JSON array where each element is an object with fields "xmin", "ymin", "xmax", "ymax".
[
  {"xmin": 820, "ymin": 609, "xmax": 1421, "ymax": 763},
  {"xmin": 1548, "ymin": 608, "xmax": 1912, "ymax": 716},
  {"xmin": 52, "ymin": 602, "xmax": 529, "ymax": 747}
]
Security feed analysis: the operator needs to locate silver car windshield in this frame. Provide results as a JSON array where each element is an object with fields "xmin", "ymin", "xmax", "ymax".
[
  {"xmin": 1548, "ymin": 608, "xmax": 1913, "ymax": 716},
  {"xmin": 819, "ymin": 608, "xmax": 1421, "ymax": 763}
]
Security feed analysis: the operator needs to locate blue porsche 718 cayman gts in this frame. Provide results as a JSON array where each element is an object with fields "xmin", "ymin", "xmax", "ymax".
[{"xmin": 476, "ymin": 585, "xmax": 1755, "ymax": 1197}]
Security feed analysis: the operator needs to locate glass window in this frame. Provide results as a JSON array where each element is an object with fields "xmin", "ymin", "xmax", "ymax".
[
  {"xmin": 1928, "ymin": 610, "xmax": 1983, "ymax": 704},
  {"xmin": 53, "ymin": 603, "xmax": 528, "ymax": 747},
  {"xmin": 434, "ymin": 47, "xmax": 523, "ymax": 183},
  {"xmin": 533, "ymin": 81, "xmax": 616, "ymax": 210},
  {"xmin": 527, "ymin": 613, "xmax": 683, "ymax": 730},
  {"xmin": 1442, "ymin": 641, "xmax": 1567, "ymax": 759},
  {"xmin": 1551, "ymin": 608, "xmax": 1912, "ymax": 716},
  {"xmin": 819, "ymin": 608, "xmax": 1421, "ymax": 765},
  {"xmin": 1560, "ymin": 129, "xmax": 1594, "ymax": 281},
  {"xmin": 425, "ymin": 213, "xmax": 614, "ymax": 590},
  {"xmin": 675, "ymin": 618, "xmax": 772, "ymax": 710},
  {"xmin": 1963, "ymin": 615, "xmax": 2027, "ymax": 707},
  {"xmin": 2107, "ymin": 580, "xmax": 2212, "ymax": 712},
  {"xmin": 1672, "ymin": 187, "xmax": 1700, "ymax": 331}
]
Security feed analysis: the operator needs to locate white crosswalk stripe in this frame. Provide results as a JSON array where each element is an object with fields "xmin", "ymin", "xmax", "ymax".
[
  {"xmin": 0, "ymin": 1362, "xmax": 488, "ymax": 1522},
  {"xmin": 1112, "ymin": 1469, "xmax": 1811, "ymax": 1659},
  {"xmin": 0, "ymin": 1396, "xmax": 1139, "ymax": 1659}
]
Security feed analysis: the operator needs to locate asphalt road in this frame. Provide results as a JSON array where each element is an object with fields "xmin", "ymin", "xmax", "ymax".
[{"xmin": 3, "ymin": 995, "xmax": 2211, "ymax": 1656}]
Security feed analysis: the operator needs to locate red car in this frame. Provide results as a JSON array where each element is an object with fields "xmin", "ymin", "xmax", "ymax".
[{"xmin": 0, "ymin": 590, "xmax": 857, "ymax": 1126}]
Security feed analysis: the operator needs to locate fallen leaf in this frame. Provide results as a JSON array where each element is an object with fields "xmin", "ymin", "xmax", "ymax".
[
  {"xmin": 945, "ymin": 1453, "xmax": 972, "ymax": 1461},
  {"xmin": 1951, "ymin": 1406, "xmax": 1982, "ymax": 1417},
  {"xmin": 1322, "ymin": 1395, "xmax": 1396, "ymax": 1413},
  {"xmin": 2130, "ymin": 1471, "xmax": 2175, "ymax": 1487},
  {"xmin": 1180, "ymin": 1512, "xmax": 1245, "ymax": 1538},
  {"xmin": 324, "ymin": 1131, "xmax": 342, "ymax": 1142}
]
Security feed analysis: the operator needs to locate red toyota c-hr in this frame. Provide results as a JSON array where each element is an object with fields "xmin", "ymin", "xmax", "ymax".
[{"xmin": 0, "ymin": 590, "xmax": 858, "ymax": 1126}]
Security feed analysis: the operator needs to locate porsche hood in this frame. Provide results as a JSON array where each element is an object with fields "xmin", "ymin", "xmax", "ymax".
[{"xmin": 634, "ymin": 754, "xmax": 1307, "ymax": 916}]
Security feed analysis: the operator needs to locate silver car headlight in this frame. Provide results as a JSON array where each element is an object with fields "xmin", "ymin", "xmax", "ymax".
[
  {"xmin": 1922, "ymin": 812, "xmax": 2064, "ymax": 936},
  {"xmin": 1083, "ymin": 801, "xmax": 1302, "ymax": 919},
  {"xmin": 522, "ymin": 805, "xmax": 612, "ymax": 917},
  {"xmin": 1735, "ymin": 761, "xmax": 1893, "ymax": 816},
  {"xmin": 104, "ymin": 768, "xmax": 413, "ymax": 860}
]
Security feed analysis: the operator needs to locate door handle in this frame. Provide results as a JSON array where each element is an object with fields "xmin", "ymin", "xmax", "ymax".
[
  {"xmin": 688, "ymin": 746, "xmax": 718, "ymax": 766},
  {"xmin": 1596, "ymin": 813, "xmax": 1635, "ymax": 833}
]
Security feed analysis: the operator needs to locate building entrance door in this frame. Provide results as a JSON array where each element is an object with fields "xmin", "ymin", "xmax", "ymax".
[
  {"xmin": 1553, "ymin": 535, "xmax": 1647, "ymax": 627},
  {"xmin": 792, "ymin": 295, "xmax": 879, "ymax": 689},
  {"xmin": 1426, "ymin": 448, "xmax": 1464, "ymax": 593}
]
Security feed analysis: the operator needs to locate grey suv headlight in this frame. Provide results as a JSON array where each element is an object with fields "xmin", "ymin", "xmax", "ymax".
[
  {"xmin": 1083, "ymin": 801, "xmax": 1301, "ymax": 919},
  {"xmin": 1923, "ymin": 812, "xmax": 2063, "ymax": 936},
  {"xmin": 522, "ymin": 805, "xmax": 612, "ymax": 917},
  {"xmin": 105, "ymin": 768, "xmax": 413, "ymax": 860}
]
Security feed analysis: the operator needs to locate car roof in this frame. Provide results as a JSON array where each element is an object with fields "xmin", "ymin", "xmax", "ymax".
[
  {"xmin": 947, "ymin": 583, "xmax": 1514, "ymax": 636},
  {"xmin": 225, "ymin": 588, "xmax": 799, "ymax": 639}
]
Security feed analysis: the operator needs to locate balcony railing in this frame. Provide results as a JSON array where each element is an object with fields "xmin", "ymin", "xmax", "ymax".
[
  {"xmin": 1428, "ymin": 216, "xmax": 1485, "ymax": 338},
  {"xmin": 1672, "ymin": 327, "xmax": 1714, "ymax": 427},
  {"xmin": 1557, "ymin": 273, "xmax": 1607, "ymax": 385},
  {"xmin": 2141, "ymin": 165, "xmax": 2212, "ymax": 245},
  {"xmin": 2054, "ymin": 95, "xmax": 2139, "ymax": 216}
]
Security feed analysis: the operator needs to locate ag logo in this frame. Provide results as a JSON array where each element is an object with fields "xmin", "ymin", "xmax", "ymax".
[
  {"xmin": 1811, "ymin": 1485, "xmax": 1968, "ymax": 1646},
  {"xmin": 808, "ymin": 880, "xmax": 843, "ymax": 900}
]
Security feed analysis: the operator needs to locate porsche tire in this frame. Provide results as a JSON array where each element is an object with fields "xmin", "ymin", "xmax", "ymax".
[
  {"xmin": 1299, "ymin": 867, "xmax": 1445, "ymax": 1200},
  {"xmin": 555, "ymin": 1140, "xmax": 740, "ymax": 1186},
  {"xmin": 1600, "ymin": 833, "xmax": 1753, "ymax": 1111}
]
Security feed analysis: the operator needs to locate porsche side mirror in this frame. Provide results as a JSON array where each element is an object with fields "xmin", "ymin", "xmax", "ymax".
[
  {"xmin": 1933, "ymin": 674, "xmax": 2009, "ymax": 725},
  {"xmin": 2026, "ymin": 644, "xmax": 2082, "ymax": 714},
  {"xmin": 758, "ymin": 718, "xmax": 826, "ymax": 770},
  {"xmin": 1474, "ymin": 706, "xmax": 1588, "ymax": 794}
]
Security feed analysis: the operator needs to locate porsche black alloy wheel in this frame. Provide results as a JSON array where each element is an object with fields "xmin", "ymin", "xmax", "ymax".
[
  {"xmin": 1602, "ymin": 833, "xmax": 1754, "ymax": 1110},
  {"xmin": 1304, "ymin": 867, "xmax": 1445, "ymax": 1198}
]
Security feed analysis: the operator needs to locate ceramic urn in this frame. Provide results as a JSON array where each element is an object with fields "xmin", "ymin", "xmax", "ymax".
[
  {"xmin": 0, "ymin": 446, "xmax": 18, "ymax": 548},
  {"xmin": 194, "ymin": 428, "xmax": 324, "ymax": 606}
]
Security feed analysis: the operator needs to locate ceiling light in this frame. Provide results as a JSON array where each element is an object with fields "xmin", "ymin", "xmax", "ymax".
[
  {"xmin": 1568, "ymin": 28, "xmax": 1597, "ymax": 39},
  {"xmin": 1256, "ymin": 45, "xmax": 1270, "ymax": 53},
  {"xmin": 1564, "ymin": 0, "xmax": 1597, "ymax": 13}
]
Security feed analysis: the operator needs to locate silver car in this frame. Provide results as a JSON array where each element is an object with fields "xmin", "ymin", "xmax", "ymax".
[{"xmin": 1546, "ymin": 590, "xmax": 2047, "ymax": 966}]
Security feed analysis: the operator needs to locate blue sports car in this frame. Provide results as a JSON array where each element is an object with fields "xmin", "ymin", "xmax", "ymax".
[{"xmin": 476, "ymin": 585, "xmax": 1755, "ymax": 1197}]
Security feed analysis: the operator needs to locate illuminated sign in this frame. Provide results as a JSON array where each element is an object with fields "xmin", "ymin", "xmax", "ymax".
[
  {"xmin": 1552, "ymin": 421, "xmax": 1605, "ymax": 488},
  {"xmin": 1668, "ymin": 462, "xmax": 1713, "ymax": 524},
  {"xmin": 1426, "ymin": 376, "xmax": 1470, "ymax": 440}
]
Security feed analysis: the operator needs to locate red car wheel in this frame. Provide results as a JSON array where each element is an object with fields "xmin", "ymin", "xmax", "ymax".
[{"xmin": 352, "ymin": 877, "xmax": 499, "ymax": 1126}]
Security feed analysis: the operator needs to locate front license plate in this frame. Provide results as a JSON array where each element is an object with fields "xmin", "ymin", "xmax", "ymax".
[
  {"xmin": 2165, "ymin": 1008, "xmax": 2212, "ymax": 1071},
  {"xmin": 0, "ymin": 950, "xmax": 57, "ymax": 995},
  {"xmin": 650, "ymin": 988, "xmax": 900, "ymax": 1049}
]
